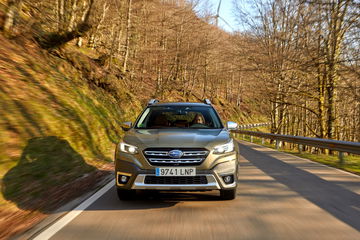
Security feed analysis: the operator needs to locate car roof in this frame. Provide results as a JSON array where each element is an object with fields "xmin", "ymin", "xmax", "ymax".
[{"xmin": 148, "ymin": 102, "xmax": 212, "ymax": 107}]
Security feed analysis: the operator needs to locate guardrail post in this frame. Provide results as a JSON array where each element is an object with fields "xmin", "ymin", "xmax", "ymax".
[
  {"xmin": 250, "ymin": 136, "xmax": 253, "ymax": 143},
  {"xmin": 338, "ymin": 152, "xmax": 345, "ymax": 166},
  {"xmin": 298, "ymin": 144, "xmax": 303, "ymax": 154},
  {"xmin": 261, "ymin": 138, "xmax": 265, "ymax": 145},
  {"xmin": 276, "ymin": 140, "xmax": 280, "ymax": 150}
]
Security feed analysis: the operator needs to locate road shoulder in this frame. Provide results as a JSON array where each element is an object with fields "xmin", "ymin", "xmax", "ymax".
[{"xmin": 12, "ymin": 172, "xmax": 114, "ymax": 240}]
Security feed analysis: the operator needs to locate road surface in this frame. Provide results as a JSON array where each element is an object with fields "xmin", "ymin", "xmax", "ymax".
[{"xmin": 33, "ymin": 141, "xmax": 360, "ymax": 240}]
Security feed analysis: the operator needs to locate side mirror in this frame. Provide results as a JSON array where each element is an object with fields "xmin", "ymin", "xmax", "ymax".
[
  {"xmin": 121, "ymin": 121, "xmax": 132, "ymax": 131},
  {"xmin": 226, "ymin": 121, "xmax": 238, "ymax": 130}
]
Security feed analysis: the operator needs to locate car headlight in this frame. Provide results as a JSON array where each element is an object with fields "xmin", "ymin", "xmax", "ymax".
[
  {"xmin": 213, "ymin": 140, "xmax": 234, "ymax": 154},
  {"xmin": 119, "ymin": 142, "xmax": 138, "ymax": 154}
]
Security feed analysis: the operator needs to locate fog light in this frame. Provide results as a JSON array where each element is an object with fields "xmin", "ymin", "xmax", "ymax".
[
  {"xmin": 117, "ymin": 172, "xmax": 131, "ymax": 185},
  {"xmin": 120, "ymin": 176, "xmax": 128, "ymax": 183},
  {"xmin": 223, "ymin": 175, "xmax": 234, "ymax": 184}
]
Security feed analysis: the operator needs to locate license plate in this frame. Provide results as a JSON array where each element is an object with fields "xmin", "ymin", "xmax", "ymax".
[{"xmin": 155, "ymin": 167, "xmax": 196, "ymax": 176}]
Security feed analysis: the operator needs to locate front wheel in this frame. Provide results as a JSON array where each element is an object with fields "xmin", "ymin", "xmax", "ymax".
[
  {"xmin": 220, "ymin": 188, "xmax": 236, "ymax": 200},
  {"xmin": 117, "ymin": 188, "xmax": 136, "ymax": 200}
]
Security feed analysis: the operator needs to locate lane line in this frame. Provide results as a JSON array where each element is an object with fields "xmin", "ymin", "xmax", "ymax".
[{"xmin": 33, "ymin": 180, "xmax": 115, "ymax": 240}]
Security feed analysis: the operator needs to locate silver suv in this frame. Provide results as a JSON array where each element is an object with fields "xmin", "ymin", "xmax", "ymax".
[{"xmin": 115, "ymin": 99, "xmax": 239, "ymax": 200}]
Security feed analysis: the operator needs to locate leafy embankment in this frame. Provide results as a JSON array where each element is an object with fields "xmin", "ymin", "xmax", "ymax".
[{"xmin": 0, "ymin": 35, "xmax": 142, "ymax": 238}]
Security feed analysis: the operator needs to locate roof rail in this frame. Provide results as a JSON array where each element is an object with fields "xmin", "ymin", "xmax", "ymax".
[
  {"xmin": 148, "ymin": 99, "xmax": 159, "ymax": 105},
  {"xmin": 203, "ymin": 99, "xmax": 211, "ymax": 105}
]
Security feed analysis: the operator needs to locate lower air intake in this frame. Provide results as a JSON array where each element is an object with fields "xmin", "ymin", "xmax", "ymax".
[{"xmin": 144, "ymin": 176, "xmax": 208, "ymax": 185}]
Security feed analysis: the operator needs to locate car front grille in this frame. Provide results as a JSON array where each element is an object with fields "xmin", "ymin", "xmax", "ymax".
[
  {"xmin": 143, "ymin": 148, "xmax": 209, "ymax": 166},
  {"xmin": 144, "ymin": 176, "xmax": 208, "ymax": 185}
]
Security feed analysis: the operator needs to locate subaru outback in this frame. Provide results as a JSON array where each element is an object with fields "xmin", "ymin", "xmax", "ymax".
[{"xmin": 115, "ymin": 99, "xmax": 239, "ymax": 200}]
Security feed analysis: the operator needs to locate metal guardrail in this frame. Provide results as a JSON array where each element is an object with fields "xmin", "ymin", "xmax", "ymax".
[
  {"xmin": 238, "ymin": 123, "xmax": 271, "ymax": 129},
  {"xmin": 232, "ymin": 130, "xmax": 360, "ymax": 164}
]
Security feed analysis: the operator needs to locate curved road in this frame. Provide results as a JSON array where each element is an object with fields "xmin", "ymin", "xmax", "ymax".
[{"xmin": 33, "ymin": 141, "xmax": 360, "ymax": 240}]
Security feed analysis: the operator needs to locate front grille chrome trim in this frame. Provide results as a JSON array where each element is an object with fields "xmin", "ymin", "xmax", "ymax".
[
  {"xmin": 144, "ymin": 151, "xmax": 169, "ymax": 156},
  {"xmin": 143, "ymin": 148, "xmax": 209, "ymax": 166},
  {"xmin": 183, "ymin": 151, "xmax": 208, "ymax": 156},
  {"xmin": 148, "ymin": 158, "xmax": 203, "ymax": 163}
]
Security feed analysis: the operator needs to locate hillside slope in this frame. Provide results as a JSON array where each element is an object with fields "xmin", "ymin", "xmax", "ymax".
[{"xmin": 0, "ymin": 35, "xmax": 144, "ymax": 238}]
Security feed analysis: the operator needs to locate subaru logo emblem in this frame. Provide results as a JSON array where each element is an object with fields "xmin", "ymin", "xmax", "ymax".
[{"xmin": 168, "ymin": 150, "xmax": 183, "ymax": 158}]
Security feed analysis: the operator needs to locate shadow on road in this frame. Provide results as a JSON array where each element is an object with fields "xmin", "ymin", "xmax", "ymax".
[
  {"xmin": 238, "ymin": 142, "xmax": 360, "ymax": 231},
  {"xmin": 1, "ymin": 136, "xmax": 98, "ymax": 213},
  {"xmin": 86, "ymin": 187, "xmax": 222, "ymax": 211}
]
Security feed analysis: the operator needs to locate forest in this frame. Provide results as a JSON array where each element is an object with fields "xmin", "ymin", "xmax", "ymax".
[{"xmin": 2, "ymin": 0, "xmax": 359, "ymax": 142}]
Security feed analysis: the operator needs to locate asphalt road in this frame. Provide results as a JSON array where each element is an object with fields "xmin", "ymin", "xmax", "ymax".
[{"xmin": 36, "ymin": 141, "xmax": 360, "ymax": 240}]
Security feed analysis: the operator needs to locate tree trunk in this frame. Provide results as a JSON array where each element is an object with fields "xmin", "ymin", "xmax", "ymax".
[
  {"xmin": 3, "ymin": 0, "xmax": 22, "ymax": 33},
  {"xmin": 123, "ymin": 0, "xmax": 133, "ymax": 72},
  {"xmin": 67, "ymin": 0, "xmax": 79, "ymax": 32}
]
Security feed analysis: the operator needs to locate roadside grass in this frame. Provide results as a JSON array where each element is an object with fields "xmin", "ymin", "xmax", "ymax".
[{"xmin": 235, "ymin": 134, "xmax": 360, "ymax": 175}]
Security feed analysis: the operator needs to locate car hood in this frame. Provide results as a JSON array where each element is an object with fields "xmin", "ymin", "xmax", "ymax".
[{"xmin": 123, "ymin": 128, "xmax": 231, "ymax": 149}]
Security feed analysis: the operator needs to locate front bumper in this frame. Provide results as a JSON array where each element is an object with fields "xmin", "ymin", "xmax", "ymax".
[
  {"xmin": 115, "ymin": 158, "xmax": 238, "ymax": 191},
  {"xmin": 131, "ymin": 174, "xmax": 220, "ymax": 190}
]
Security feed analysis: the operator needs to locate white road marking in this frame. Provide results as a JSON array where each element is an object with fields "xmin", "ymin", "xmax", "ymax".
[{"xmin": 33, "ymin": 180, "xmax": 115, "ymax": 240}]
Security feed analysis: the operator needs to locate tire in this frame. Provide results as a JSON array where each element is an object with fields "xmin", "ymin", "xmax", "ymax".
[
  {"xmin": 117, "ymin": 188, "xmax": 136, "ymax": 200},
  {"xmin": 220, "ymin": 188, "xmax": 237, "ymax": 200}
]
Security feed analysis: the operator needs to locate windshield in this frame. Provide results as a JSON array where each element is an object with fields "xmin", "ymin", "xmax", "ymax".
[{"xmin": 135, "ymin": 106, "xmax": 223, "ymax": 129}]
